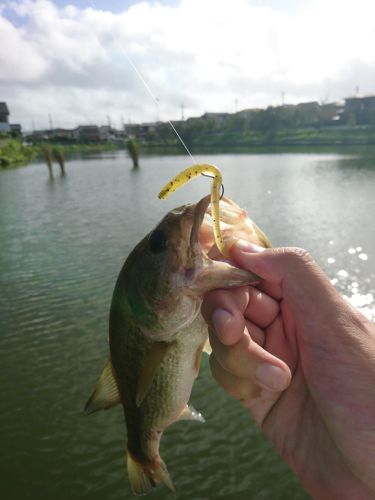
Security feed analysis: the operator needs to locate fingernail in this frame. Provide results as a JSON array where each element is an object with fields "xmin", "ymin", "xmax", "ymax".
[
  {"xmin": 255, "ymin": 363, "xmax": 289, "ymax": 391},
  {"xmin": 235, "ymin": 239, "xmax": 265, "ymax": 253},
  {"xmin": 212, "ymin": 308, "xmax": 232, "ymax": 332}
]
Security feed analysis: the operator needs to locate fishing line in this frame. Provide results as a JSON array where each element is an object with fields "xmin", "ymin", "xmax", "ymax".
[
  {"xmin": 125, "ymin": 53, "xmax": 226, "ymax": 224},
  {"xmin": 123, "ymin": 52, "xmax": 197, "ymax": 165},
  {"xmin": 87, "ymin": 0, "xmax": 196, "ymax": 164},
  {"xmin": 89, "ymin": 1, "xmax": 225, "ymax": 204}
]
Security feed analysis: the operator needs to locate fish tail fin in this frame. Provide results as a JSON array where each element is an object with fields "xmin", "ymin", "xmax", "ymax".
[{"xmin": 127, "ymin": 451, "xmax": 175, "ymax": 496}]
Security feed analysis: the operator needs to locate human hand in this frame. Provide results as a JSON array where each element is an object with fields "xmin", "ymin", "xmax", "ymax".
[{"xmin": 202, "ymin": 241, "xmax": 375, "ymax": 499}]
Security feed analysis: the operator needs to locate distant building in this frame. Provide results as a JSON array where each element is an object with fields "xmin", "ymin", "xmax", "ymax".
[
  {"xmin": 237, "ymin": 108, "xmax": 262, "ymax": 117},
  {"xmin": 10, "ymin": 124, "xmax": 22, "ymax": 135},
  {"xmin": 99, "ymin": 125, "xmax": 113, "ymax": 141},
  {"xmin": 124, "ymin": 122, "xmax": 161, "ymax": 140},
  {"xmin": 74, "ymin": 125, "xmax": 101, "ymax": 142},
  {"xmin": 48, "ymin": 128, "xmax": 76, "ymax": 142},
  {"xmin": 0, "ymin": 102, "xmax": 10, "ymax": 132},
  {"xmin": 344, "ymin": 96, "xmax": 375, "ymax": 125},
  {"xmin": 320, "ymin": 102, "xmax": 344, "ymax": 125},
  {"xmin": 201, "ymin": 112, "xmax": 230, "ymax": 124}
]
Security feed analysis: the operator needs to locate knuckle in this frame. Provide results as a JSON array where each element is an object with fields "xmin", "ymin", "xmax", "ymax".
[
  {"xmin": 278, "ymin": 246, "xmax": 313, "ymax": 266},
  {"xmin": 201, "ymin": 289, "xmax": 230, "ymax": 320},
  {"xmin": 217, "ymin": 343, "xmax": 249, "ymax": 377},
  {"xmin": 236, "ymin": 381, "xmax": 260, "ymax": 401}
]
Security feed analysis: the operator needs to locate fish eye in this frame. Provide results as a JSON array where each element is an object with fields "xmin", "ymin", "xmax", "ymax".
[{"xmin": 148, "ymin": 229, "xmax": 168, "ymax": 253}]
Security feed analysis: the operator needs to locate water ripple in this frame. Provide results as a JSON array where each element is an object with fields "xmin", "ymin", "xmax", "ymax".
[{"xmin": 2, "ymin": 152, "xmax": 374, "ymax": 500}]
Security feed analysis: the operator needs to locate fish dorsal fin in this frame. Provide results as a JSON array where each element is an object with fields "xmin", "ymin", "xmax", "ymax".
[
  {"xmin": 84, "ymin": 359, "xmax": 121, "ymax": 415},
  {"xmin": 178, "ymin": 404, "xmax": 205, "ymax": 423},
  {"xmin": 136, "ymin": 341, "xmax": 173, "ymax": 407}
]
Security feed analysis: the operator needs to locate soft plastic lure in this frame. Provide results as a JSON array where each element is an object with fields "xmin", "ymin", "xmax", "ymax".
[{"xmin": 158, "ymin": 164, "xmax": 227, "ymax": 256}]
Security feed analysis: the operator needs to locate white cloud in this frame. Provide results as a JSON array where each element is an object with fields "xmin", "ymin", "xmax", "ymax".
[{"xmin": 1, "ymin": 0, "xmax": 375, "ymax": 129}]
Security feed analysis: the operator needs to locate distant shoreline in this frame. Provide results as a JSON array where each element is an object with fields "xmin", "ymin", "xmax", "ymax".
[{"xmin": 2, "ymin": 128, "xmax": 375, "ymax": 169}]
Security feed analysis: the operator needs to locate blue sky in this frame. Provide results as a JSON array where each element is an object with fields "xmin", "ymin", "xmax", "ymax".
[{"xmin": 1, "ymin": 0, "xmax": 375, "ymax": 130}]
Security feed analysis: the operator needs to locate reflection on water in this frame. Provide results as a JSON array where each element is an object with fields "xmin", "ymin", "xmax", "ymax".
[
  {"xmin": 0, "ymin": 150, "xmax": 374, "ymax": 500},
  {"xmin": 327, "ymin": 245, "xmax": 374, "ymax": 321}
]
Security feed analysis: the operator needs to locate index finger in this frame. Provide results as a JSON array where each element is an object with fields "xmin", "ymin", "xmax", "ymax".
[
  {"xmin": 202, "ymin": 285, "xmax": 280, "ymax": 345},
  {"xmin": 201, "ymin": 287, "xmax": 247, "ymax": 346}
]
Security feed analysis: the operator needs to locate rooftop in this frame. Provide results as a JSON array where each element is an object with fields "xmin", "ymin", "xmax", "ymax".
[{"xmin": 0, "ymin": 102, "xmax": 10, "ymax": 115}]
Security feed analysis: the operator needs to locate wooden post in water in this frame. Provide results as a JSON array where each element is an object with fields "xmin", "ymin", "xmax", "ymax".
[
  {"xmin": 127, "ymin": 138, "xmax": 140, "ymax": 168},
  {"xmin": 52, "ymin": 147, "xmax": 65, "ymax": 175},
  {"xmin": 42, "ymin": 146, "xmax": 53, "ymax": 178}
]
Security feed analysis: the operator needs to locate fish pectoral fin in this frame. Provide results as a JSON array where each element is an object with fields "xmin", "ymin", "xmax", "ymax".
[
  {"xmin": 84, "ymin": 359, "xmax": 121, "ymax": 415},
  {"xmin": 136, "ymin": 341, "xmax": 173, "ymax": 407},
  {"xmin": 178, "ymin": 404, "xmax": 205, "ymax": 423}
]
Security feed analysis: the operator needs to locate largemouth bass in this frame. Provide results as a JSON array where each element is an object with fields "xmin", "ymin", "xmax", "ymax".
[{"xmin": 84, "ymin": 195, "xmax": 271, "ymax": 495}]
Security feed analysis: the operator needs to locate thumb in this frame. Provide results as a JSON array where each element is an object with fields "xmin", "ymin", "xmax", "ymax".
[
  {"xmin": 230, "ymin": 240, "xmax": 349, "ymax": 337},
  {"xmin": 230, "ymin": 240, "xmax": 319, "ymax": 286},
  {"xmin": 230, "ymin": 240, "xmax": 334, "ymax": 291}
]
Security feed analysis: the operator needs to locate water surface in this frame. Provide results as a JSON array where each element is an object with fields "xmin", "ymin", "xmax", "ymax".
[{"xmin": 1, "ymin": 150, "xmax": 374, "ymax": 499}]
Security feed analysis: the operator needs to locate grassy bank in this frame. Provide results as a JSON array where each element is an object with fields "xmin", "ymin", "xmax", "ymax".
[
  {"xmin": 0, "ymin": 139, "xmax": 123, "ymax": 169},
  {"xmin": 0, "ymin": 139, "xmax": 38, "ymax": 168},
  {"xmin": 143, "ymin": 125, "xmax": 375, "ymax": 148}
]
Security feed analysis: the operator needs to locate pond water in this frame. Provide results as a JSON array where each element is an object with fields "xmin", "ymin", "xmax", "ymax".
[{"xmin": 1, "ymin": 150, "xmax": 374, "ymax": 500}]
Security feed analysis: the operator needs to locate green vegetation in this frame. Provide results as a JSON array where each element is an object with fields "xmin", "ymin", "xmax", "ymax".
[
  {"xmin": 0, "ymin": 138, "xmax": 122, "ymax": 169},
  {"xmin": 142, "ymin": 111, "xmax": 375, "ymax": 148},
  {"xmin": 0, "ymin": 138, "xmax": 38, "ymax": 168},
  {"xmin": 2, "ymin": 101, "xmax": 375, "ymax": 170},
  {"xmin": 136, "ymin": 99, "xmax": 375, "ymax": 148}
]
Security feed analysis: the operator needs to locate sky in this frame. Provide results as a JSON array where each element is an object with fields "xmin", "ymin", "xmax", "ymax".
[{"xmin": 1, "ymin": 0, "xmax": 375, "ymax": 130}]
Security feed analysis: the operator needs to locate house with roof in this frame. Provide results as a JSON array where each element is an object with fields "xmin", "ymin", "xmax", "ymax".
[
  {"xmin": 0, "ymin": 102, "xmax": 10, "ymax": 132},
  {"xmin": 73, "ymin": 125, "xmax": 101, "ymax": 142},
  {"xmin": 344, "ymin": 95, "xmax": 375, "ymax": 125}
]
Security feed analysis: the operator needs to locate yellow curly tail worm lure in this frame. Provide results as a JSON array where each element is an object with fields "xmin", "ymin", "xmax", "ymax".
[{"xmin": 158, "ymin": 164, "xmax": 227, "ymax": 256}]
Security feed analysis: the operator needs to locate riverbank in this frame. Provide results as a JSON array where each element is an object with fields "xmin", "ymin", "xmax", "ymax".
[
  {"xmin": 2, "ymin": 125, "xmax": 375, "ymax": 168},
  {"xmin": 142, "ymin": 125, "xmax": 375, "ymax": 148},
  {"xmin": 0, "ymin": 139, "xmax": 122, "ymax": 168},
  {"xmin": 0, "ymin": 139, "xmax": 38, "ymax": 168}
]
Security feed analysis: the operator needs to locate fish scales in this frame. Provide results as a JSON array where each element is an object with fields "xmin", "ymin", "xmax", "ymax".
[{"xmin": 85, "ymin": 195, "xmax": 270, "ymax": 495}]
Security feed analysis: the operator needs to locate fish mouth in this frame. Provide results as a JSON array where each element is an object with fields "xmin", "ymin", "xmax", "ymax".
[
  {"xmin": 186, "ymin": 195, "xmax": 259, "ymax": 293},
  {"xmin": 189, "ymin": 195, "xmax": 211, "ymax": 252}
]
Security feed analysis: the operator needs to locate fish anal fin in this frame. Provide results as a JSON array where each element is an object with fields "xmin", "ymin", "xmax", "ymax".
[
  {"xmin": 136, "ymin": 341, "xmax": 173, "ymax": 407},
  {"xmin": 178, "ymin": 404, "xmax": 205, "ymax": 423},
  {"xmin": 202, "ymin": 337, "xmax": 212, "ymax": 355},
  {"xmin": 127, "ymin": 451, "xmax": 175, "ymax": 495},
  {"xmin": 84, "ymin": 359, "xmax": 121, "ymax": 415}
]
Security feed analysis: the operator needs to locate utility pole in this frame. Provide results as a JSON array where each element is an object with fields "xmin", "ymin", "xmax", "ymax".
[
  {"xmin": 181, "ymin": 103, "xmax": 185, "ymax": 120},
  {"xmin": 234, "ymin": 98, "xmax": 238, "ymax": 113},
  {"xmin": 107, "ymin": 114, "xmax": 112, "ymax": 128},
  {"xmin": 48, "ymin": 113, "xmax": 53, "ymax": 130}
]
